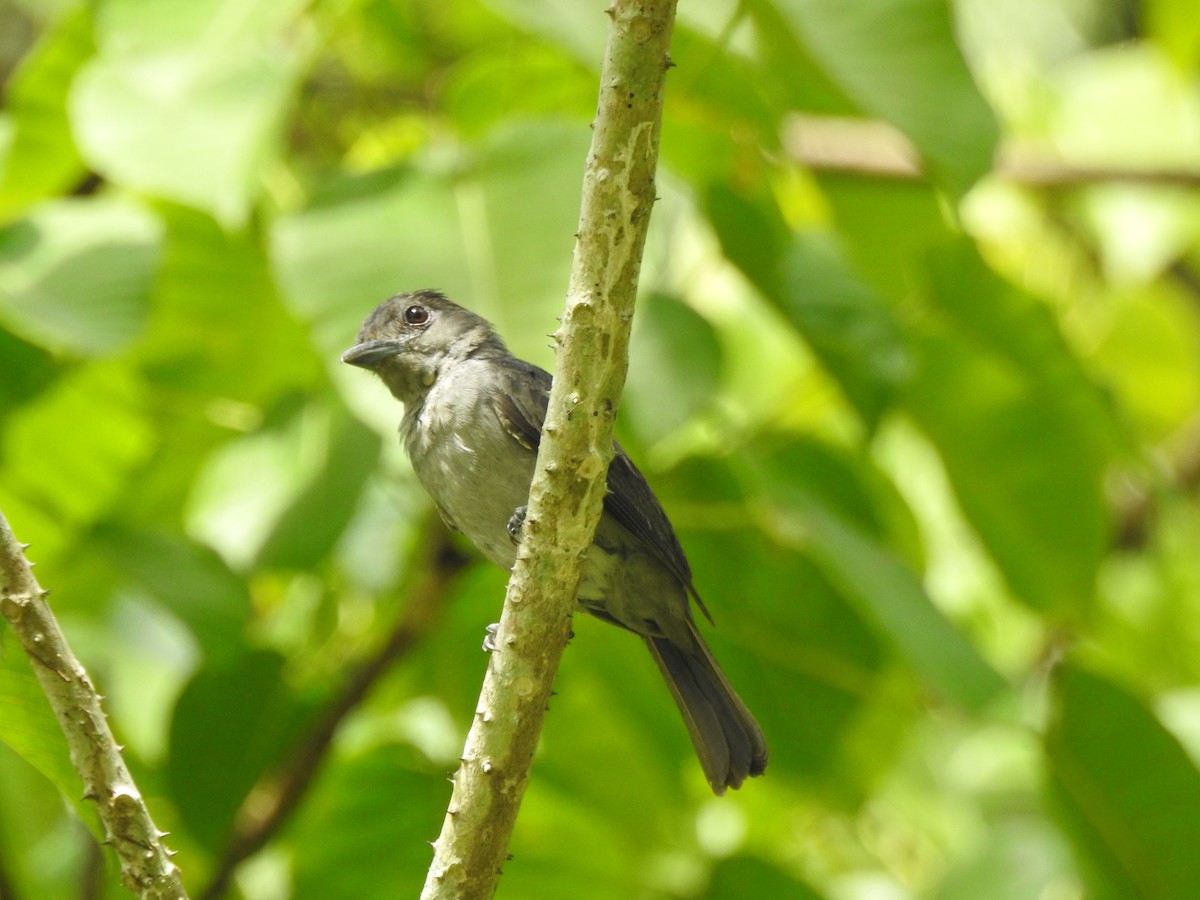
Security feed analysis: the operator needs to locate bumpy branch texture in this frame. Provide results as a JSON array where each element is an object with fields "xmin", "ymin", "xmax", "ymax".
[
  {"xmin": 0, "ymin": 511, "xmax": 187, "ymax": 900},
  {"xmin": 419, "ymin": 1, "xmax": 678, "ymax": 897}
]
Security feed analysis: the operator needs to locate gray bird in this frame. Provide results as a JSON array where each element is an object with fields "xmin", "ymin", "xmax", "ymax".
[{"xmin": 342, "ymin": 290, "xmax": 768, "ymax": 793}]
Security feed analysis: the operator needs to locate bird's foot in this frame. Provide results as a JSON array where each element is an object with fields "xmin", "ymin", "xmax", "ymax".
[
  {"xmin": 483, "ymin": 622, "xmax": 499, "ymax": 653},
  {"xmin": 506, "ymin": 505, "xmax": 527, "ymax": 544},
  {"xmin": 483, "ymin": 621, "xmax": 573, "ymax": 653}
]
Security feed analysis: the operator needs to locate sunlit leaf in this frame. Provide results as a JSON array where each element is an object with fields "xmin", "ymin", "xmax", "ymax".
[
  {"xmin": 0, "ymin": 198, "xmax": 161, "ymax": 356},
  {"xmin": 274, "ymin": 119, "xmax": 589, "ymax": 367},
  {"xmin": 1148, "ymin": 0, "xmax": 1200, "ymax": 69},
  {"xmin": 443, "ymin": 43, "xmax": 594, "ymax": 137},
  {"xmin": 72, "ymin": 0, "xmax": 314, "ymax": 226},
  {"xmin": 0, "ymin": 363, "xmax": 155, "ymax": 559},
  {"xmin": 0, "ymin": 7, "xmax": 91, "ymax": 216},
  {"xmin": 256, "ymin": 409, "xmax": 380, "ymax": 569},
  {"xmin": 818, "ymin": 175, "xmax": 952, "ymax": 301},
  {"xmin": 482, "ymin": 0, "xmax": 606, "ymax": 67},
  {"xmin": 706, "ymin": 185, "xmax": 910, "ymax": 427},
  {"xmin": 775, "ymin": 0, "xmax": 998, "ymax": 191},
  {"xmin": 185, "ymin": 402, "xmax": 327, "ymax": 570},
  {"xmin": 905, "ymin": 243, "xmax": 1117, "ymax": 615}
]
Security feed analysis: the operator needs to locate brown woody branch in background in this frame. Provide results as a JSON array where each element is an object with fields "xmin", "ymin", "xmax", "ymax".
[
  {"xmin": 783, "ymin": 114, "xmax": 1200, "ymax": 187},
  {"xmin": 198, "ymin": 519, "xmax": 467, "ymax": 900}
]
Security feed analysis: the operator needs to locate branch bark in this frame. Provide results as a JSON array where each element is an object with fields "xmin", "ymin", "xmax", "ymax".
[
  {"xmin": 0, "ymin": 510, "xmax": 187, "ymax": 900},
  {"xmin": 420, "ymin": 1, "xmax": 678, "ymax": 896}
]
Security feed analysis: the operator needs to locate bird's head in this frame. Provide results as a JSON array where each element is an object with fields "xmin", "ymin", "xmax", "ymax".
[{"xmin": 341, "ymin": 290, "xmax": 504, "ymax": 402}]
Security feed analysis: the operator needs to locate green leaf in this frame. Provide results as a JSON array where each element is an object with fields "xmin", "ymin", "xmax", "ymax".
[
  {"xmin": 748, "ymin": 440, "xmax": 1007, "ymax": 711},
  {"xmin": 0, "ymin": 628, "xmax": 99, "ymax": 836},
  {"xmin": 481, "ymin": 0, "xmax": 606, "ymax": 68},
  {"xmin": 0, "ymin": 363, "xmax": 155, "ymax": 560},
  {"xmin": 745, "ymin": 0, "xmax": 857, "ymax": 116},
  {"xmin": 1148, "ymin": 0, "xmax": 1200, "ymax": 68},
  {"xmin": 503, "ymin": 789, "xmax": 653, "ymax": 899},
  {"xmin": 1093, "ymin": 285, "xmax": 1200, "ymax": 441},
  {"xmin": 904, "ymin": 243, "xmax": 1116, "ymax": 615},
  {"xmin": 667, "ymin": 24, "xmax": 787, "ymax": 148},
  {"xmin": 274, "ymin": 119, "xmax": 589, "ymax": 368},
  {"xmin": 91, "ymin": 526, "xmax": 252, "ymax": 668},
  {"xmin": 1046, "ymin": 666, "xmax": 1200, "ymax": 898},
  {"xmin": 623, "ymin": 293, "xmax": 722, "ymax": 445},
  {"xmin": 673, "ymin": 525, "xmax": 893, "ymax": 786},
  {"xmin": 167, "ymin": 650, "xmax": 312, "ymax": 851},
  {"xmin": 72, "ymin": 0, "xmax": 313, "ymax": 226},
  {"xmin": 0, "ymin": 198, "xmax": 162, "ymax": 356},
  {"xmin": 255, "ymin": 408, "xmax": 380, "ymax": 569},
  {"xmin": 775, "ymin": 0, "xmax": 998, "ymax": 192},
  {"xmin": 289, "ymin": 746, "xmax": 448, "ymax": 900},
  {"xmin": 535, "ymin": 626, "xmax": 695, "ymax": 821},
  {"xmin": 708, "ymin": 856, "xmax": 827, "ymax": 899},
  {"xmin": 0, "ymin": 6, "xmax": 92, "ymax": 216},
  {"xmin": 91, "ymin": 0, "xmax": 308, "ymax": 55},
  {"xmin": 787, "ymin": 495, "xmax": 1005, "ymax": 712},
  {"xmin": 0, "ymin": 327, "xmax": 58, "ymax": 423},
  {"xmin": 639, "ymin": 449, "xmax": 923, "ymax": 789},
  {"xmin": 706, "ymin": 185, "xmax": 910, "ymax": 427},
  {"xmin": 184, "ymin": 401, "xmax": 330, "ymax": 570},
  {"xmin": 443, "ymin": 43, "xmax": 595, "ymax": 137},
  {"xmin": 818, "ymin": 175, "xmax": 952, "ymax": 301},
  {"xmin": 139, "ymin": 205, "xmax": 317, "ymax": 404}
]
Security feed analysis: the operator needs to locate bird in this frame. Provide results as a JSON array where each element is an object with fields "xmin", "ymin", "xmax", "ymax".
[{"xmin": 342, "ymin": 290, "xmax": 767, "ymax": 793}]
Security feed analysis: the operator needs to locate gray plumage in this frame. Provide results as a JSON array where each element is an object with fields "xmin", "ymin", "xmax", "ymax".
[{"xmin": 342, "ymin": 290, "xmax": 768, "ymax": 793}]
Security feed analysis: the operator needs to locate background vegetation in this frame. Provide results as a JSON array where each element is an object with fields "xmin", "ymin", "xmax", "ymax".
[{"xmin": 2, "ymin": 0, "xmax": 1200, "ymax": 896}]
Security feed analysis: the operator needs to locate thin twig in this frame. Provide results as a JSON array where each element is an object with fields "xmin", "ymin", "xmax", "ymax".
[
  {"xmin": 0, "ymin": 510, "xmax": 187, "ymax": 900},
  {"xmin": 198, "ymin": 520, "xmax": 467, "ymax": 900},
  {"xmin": 420, "ymin": 1, "xmax": 678, "ymax": 896},
  {"xmin": 782, "ymin": 113, "xmax": 1200, "ymax": 187}
]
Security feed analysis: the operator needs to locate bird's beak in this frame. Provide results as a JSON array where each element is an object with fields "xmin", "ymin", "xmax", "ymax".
[{"xmin": 341, "ymin": 339, "xmax": 404, "ymax": 369}]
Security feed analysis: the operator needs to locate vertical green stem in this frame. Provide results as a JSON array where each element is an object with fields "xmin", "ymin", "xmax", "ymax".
[{"xmin": 419, "ymin": 1, "xmax": 678, "ymax": 896}]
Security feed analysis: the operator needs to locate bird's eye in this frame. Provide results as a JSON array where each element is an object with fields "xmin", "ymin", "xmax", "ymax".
[{"xmin": 404, "ymin": 305, "xmax": 430, "ymax": 326}]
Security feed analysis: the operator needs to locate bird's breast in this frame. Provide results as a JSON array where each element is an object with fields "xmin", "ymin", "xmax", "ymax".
[{"xmin": 402, "ymin": 370, "xmax": 535, "ymax": 569}]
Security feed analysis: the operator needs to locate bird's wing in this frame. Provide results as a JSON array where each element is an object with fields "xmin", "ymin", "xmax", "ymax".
[
  {"xmin": 605, "ymin": 442, "xmax": 710, "ymax": 621},
  {"xmin": 491, "ymin": 357, "xmax": 549, "ymax": 452},
  {"xmin": 489, "ymin": 356, "xmax": 707, "ymax": 619}
]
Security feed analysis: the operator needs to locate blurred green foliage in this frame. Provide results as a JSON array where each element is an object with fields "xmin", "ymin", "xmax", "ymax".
[{"xmin": 1, "ymin": 0, "xmax": 1199, "ymax": 897}]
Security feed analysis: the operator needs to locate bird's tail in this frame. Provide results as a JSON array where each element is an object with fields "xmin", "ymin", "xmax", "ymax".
[{"xmin": 644, "ymin": 624, "xmax": 768, "ymax": 793}]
